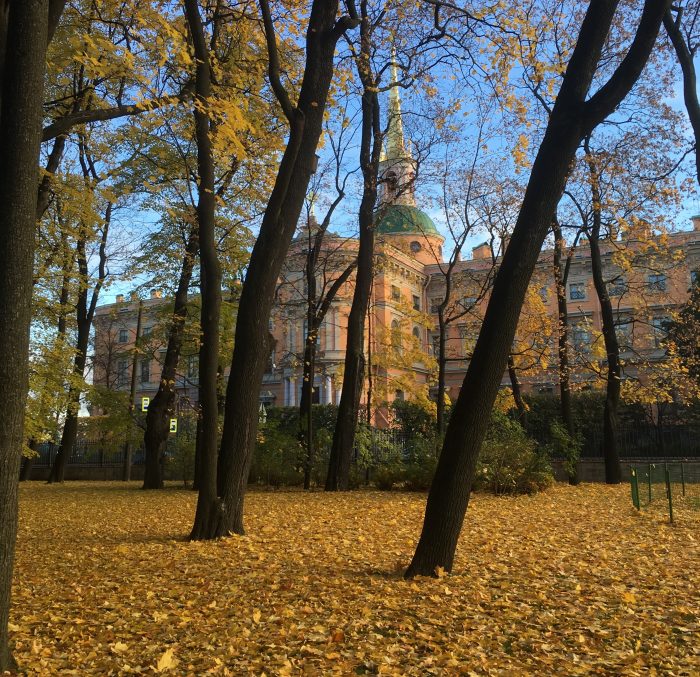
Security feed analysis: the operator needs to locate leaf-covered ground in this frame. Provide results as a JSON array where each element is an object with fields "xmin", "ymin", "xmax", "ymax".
[{"xmin": 11, "ymin": 482, "xmax": 700, "ymax": 675}]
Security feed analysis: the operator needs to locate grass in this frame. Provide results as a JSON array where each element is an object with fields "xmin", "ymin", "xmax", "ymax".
[{"xmin": 11, "ymin": 481, "xmax": 700, "ymax": 675}]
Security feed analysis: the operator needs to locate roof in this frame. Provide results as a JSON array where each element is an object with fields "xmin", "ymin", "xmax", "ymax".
[{"xmin": 376, "ymin": 204, "xmax": 441, "ymax": 237}]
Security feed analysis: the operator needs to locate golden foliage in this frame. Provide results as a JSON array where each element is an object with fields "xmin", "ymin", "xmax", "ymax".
[{"xmin": 12, "ymin": 482, "xmax": 700, "ymax": 674}]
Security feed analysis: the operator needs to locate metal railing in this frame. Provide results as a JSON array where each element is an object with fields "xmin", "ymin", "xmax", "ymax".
[{"xmin": 630, "ymin": 462, "xmax": 700, "ymax": 523}]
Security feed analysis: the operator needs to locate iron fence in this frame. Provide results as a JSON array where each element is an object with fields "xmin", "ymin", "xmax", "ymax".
[
  {"xmin": 629, "ymin": 462, "xmax": 700, "ymax": 523},
  {"xmin": 581, "ymin": 425, "xmax": 700, "ymax": 459}
]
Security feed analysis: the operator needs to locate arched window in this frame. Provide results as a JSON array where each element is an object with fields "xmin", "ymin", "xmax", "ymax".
[
  {"xmin": 385, "ymin": 171, "xmax": 398, "ymax": 200},
  {"xmin": 391, "ymin": 319, "xmax": 402, "ymax": 350},
  {"xmin": 412, "ymin": 326, "xmax": 421, "ymax": 345}
]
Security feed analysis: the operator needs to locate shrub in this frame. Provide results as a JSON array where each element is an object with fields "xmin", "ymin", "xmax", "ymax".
[
  {"xmin": 402, "ymin": 434, "xmax": 438, "ymax": 491},
  {"xmin": 249, "ymin": 423, "xmax": 303, "ymax": 486},
  {"xmin": 545, "ymin": 420, "xmax": 581, "ymax": 479},
  {"xmin": 169, "ymin": 435, "xmax": 196, "ymax": 488},
  {"xmin": 474, "ymin": 412, "xmax": 553, "ymax": 495}
]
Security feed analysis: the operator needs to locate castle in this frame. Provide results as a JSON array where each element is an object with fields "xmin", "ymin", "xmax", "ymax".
[{"xmin": 93, "ymin": 75, "xmax": 700, "ymax": 424}]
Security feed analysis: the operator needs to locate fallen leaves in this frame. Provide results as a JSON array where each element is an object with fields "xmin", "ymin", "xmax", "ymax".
[{"xmin": 10, "ymin": 482, "xmax": 700, "ymax": 674}]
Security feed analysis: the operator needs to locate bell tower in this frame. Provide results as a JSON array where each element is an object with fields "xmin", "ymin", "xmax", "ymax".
[{"xmin": 379, "ymin": 54, "xmax": 416, "ymax": 207}]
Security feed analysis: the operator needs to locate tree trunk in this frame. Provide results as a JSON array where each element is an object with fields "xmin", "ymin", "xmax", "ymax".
[
  {"xmin": 215, "ymin": 0, "xmax": 354, "ymax": 533},
  {"xmin": 19, "ymin": 440, "xmax": 38, "ymax": 481},
  {"xmin": 586, "ymin": 146, "xmax": 622, "ymax": 484},
  {"xmin": 664, "ymin": 9, "xmax": 700, "ymax": 186},
  {"xmin": 185, "ymin": 0, "xmax": 224, "ymax": 540},
  {"xmin": 119, "ymin": 300, "xmax": 142, "ymax": 482},
  {"xmin": 0, "ymin": 2, "xmax": 50, "ymax": 670},
  {"xmin": 507, "ymin": 354, "xmax": 527, "ymax": 426},
  {"xmin": 553, "ymin": 219, "xmax": 578, "ymax": 484},
  {"xmin": 326, "ymin": 59, "xmax": 382, "ymax": 491},
  {"xmin": 49, "ymin": 203, "xmax": 110, "ymax": 483},
  {"xmin": 143, "ymin": 226, "xmax": 198, "ymax": 488},
  {"xmin": 436, "ymin": 309, "xmax": 448, "ymax": 441},
  {"xmin": 405, "ymin": 0, "xmax": 668, "ymax": 578},
  {"xmin": 300, "ymin": 334, "xmax": 316, "ymax": 490}
]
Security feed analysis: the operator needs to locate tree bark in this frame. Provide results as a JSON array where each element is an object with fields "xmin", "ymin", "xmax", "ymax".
[
  {"xmin": 436, "ymin": 306, "xmax": 448, "ymax": 440},
  {"xmin": 214, "ymin": 0, "xmax": 356, "ymax": 532},
  {"xmin": 299, "ymin": 333, "xmax": 316, "ymax": 489},
  {"xmin": 0, "ymin": 1, "xmax": 50, "ymax": 670},
  {"xmin": 326, "ymin": 11, "xmax": 382, "ymax": 491},
  {"xmin": 48, "ymin": 202, "xmax": 110, "ymax": 483},
  {"xmin": 552, "ymin": 219, "xmax": 578, "ymax": 484},
  {"xmin": 405, "ymin": 0, "xmax": 668, "ymax": 578},
  {"xmin": 507, "ymin": 354, "xmax": 527, "ymax": 425},
  {"xmin": 143, "ymin": 226, "xmax": 198, "ymax": 488},
  {"xmin": 585, "ymin": 145, "xmax": 622, "ymax": 484},
  {"xmin": 185, "ymin": 0, "xmax": 225, "ymax": 541},
  {"xmin": 121, "ymin": 300, "xmax": 143, "ymax": 482},
  {"xmin": 664, "ymin": 9, "xmax": 700, "ymax": 185}
]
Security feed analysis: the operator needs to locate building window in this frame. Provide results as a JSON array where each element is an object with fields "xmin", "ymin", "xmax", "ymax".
[
  {"xmin": 187, "ymin": 355, "xmax": 198, "ymax": 380},
  {"xmin": 410, "ymin": 241, "xmax": 422, "ymax": 253},
  {"xmin": 691, "ymin": 270, "xmax": 698, "ymax": 286},
  {"xmin": 615, "ymin": 318, "xmax": 633, "ymax": 348},
  {"xmin": 569, "ymin": 282, "xmax": 585, "ymax": 300},
  {"xmin": 412, "ymin": 326, "xmax": 421, "ymax": 346},
  {"xmin": 608, "ymin": 278, "xmax": 627, "ymax": 297},
  {"xmin": 651, "ymin": 316, "xmax": 669, "ymax": 348},
  {"xmin": 412, "ymin": 294, "xmax": 421, "ymax": 311},
  {"xmin": 430, "ymin": 332, "xmax": 440, "ymax": 357},
  {"xmin": 571, "ymin": 324, "xmax": 591, "ymax": 351},
  {"xmin": 461, "ymin": 296, "xmax": 477, "ymax": 309},
  {"xmin": 391, "ymin": 319, "xmax": 402, "ymax": 350},
  {"xmin": 430, "ymin": 297, "xmax": 442, "ymax": 313},
  {"xmin": 116, "ymin": 359, "xmax": 128, "ymax": 387},
  {"xmin": 391, "ymin": 285, "xmax": 401, "ymax": 302},
  {"xmin": 140, "ymin": 359, "xmax": 150, "ymax": 383},
  {"xmin": 303, "ymin": 320, "xmax": 320, "ymax": 347},
  {"xmin": 386, "ymin": 171, "xmax": 398, "ymax": 200},
  {"xmin": 142, "ymin": 326, "xmax": 152, "ymax": 337},
  {"xmin": 647, "ymin": 273, "xmax": 667, "ymax": 293},
  {"xmin": 394, "ymin": 389, "xmax": 404, "ymax": 401},
  {"xmin": 459, "ymin": 324, "xmax": 476, "ymax": 356},
  {"xmin": 118, "ymin": 329, "xmax": 128, "ymax": 343},
  {"xmin": 538, "ymin": 286, "xmax": 548, "ymax": 303}
]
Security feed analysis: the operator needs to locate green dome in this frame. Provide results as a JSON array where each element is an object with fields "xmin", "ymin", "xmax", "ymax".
[{"xmin": 376, "ymin": 204, "xmax": 440, "ymax": 237}]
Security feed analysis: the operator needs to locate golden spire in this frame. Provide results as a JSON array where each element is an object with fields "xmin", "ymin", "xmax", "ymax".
[{"xmin": 386, "ymin": 47, "xmax": 406, "ymax": 160}]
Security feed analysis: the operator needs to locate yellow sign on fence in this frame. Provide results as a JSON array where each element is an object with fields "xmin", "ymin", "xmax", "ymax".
[
  {"xmin": 169, "ymin": 418, "xmax": 177, "ymax": 433},
  {"xmin": 141, "ymin": 397, "xmax": 150, "ymax": 412}
]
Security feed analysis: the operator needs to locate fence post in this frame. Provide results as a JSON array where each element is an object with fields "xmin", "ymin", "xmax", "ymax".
[
  {"xmin": 665, "ymin": 467, "xmax": 674, "ymax": 524},
  {"xmin": 630, "ymin": 467, "xmax": 640, "ymax": 510},
  {"xmin": 647, "ymin": 463, "xmax": 652, "ymax": 504},
  {"xmin": 680, "ymin": 462, "xmax": 686, "ymax": 497}
]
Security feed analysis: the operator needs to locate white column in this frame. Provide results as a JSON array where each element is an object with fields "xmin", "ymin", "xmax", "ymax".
[{"xmin": 325, "ymin": 376, "xmax": 333, "ymax": 404}]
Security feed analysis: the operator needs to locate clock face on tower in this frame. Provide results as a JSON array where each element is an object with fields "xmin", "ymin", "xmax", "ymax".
[{"xmin": 410, "ymin": 240, "xmax": 422, "ymax": 253}]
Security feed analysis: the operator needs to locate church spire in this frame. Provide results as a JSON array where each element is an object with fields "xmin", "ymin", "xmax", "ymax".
[
  {"xmin": 386, "ymin": 48, "xmax": 407, "ymax": 161},
  {"xmin": 379, "ymin": 48, "xmax": 416, "ymax": 207}
]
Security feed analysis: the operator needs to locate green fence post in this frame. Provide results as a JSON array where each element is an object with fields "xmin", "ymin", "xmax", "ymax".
[
  {"xmin": 630, "ymin": 468, "xmax": 640, "ymax": 510},
  {"xmin": 665, "ymin": 467, "xmax": 674, "ymax": 524},
  {"xmin": 680, "ymin": 462, "xmax": 686, "ymax": 497},
  {"xmin": 648, "ymin": 463, "xmax": 653, "ymax": 504}
]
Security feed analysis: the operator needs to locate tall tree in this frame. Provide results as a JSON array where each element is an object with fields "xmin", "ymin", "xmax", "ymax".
[
  {"xmin": 48, "ymin": 140, "xmax": 111, "ymax": 484},
  {"xmin": 406, "ymin": 0, "xmax": 670, "ymax": 578},
  {"xmin": 326, "ymin": 6, "xmax": 384, "ymax": 491},
  {"xmin": 0, "ymin": 1, "xmax": 57, "ymax": 670},
  {"xmin": 551, "ymin": 217, "xmax": 580, "ymax": 482},
  {"xmin": 210, "ymin": 0, "xmax": 358, "ymax": 534},
  {"xmin": 185, "ymin": 0, "xmax": 224, "ymax": 541},
  {"xmin": 142, "ymin": 225, "xmax": 198, "ymax": 488},
  {"xmin": 583, "ymin": 139, "xmax": 623, "ymax": 483},
  {"xmin": 664, "ymin": 3, "xmax": 700, "ymax": 184}
]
